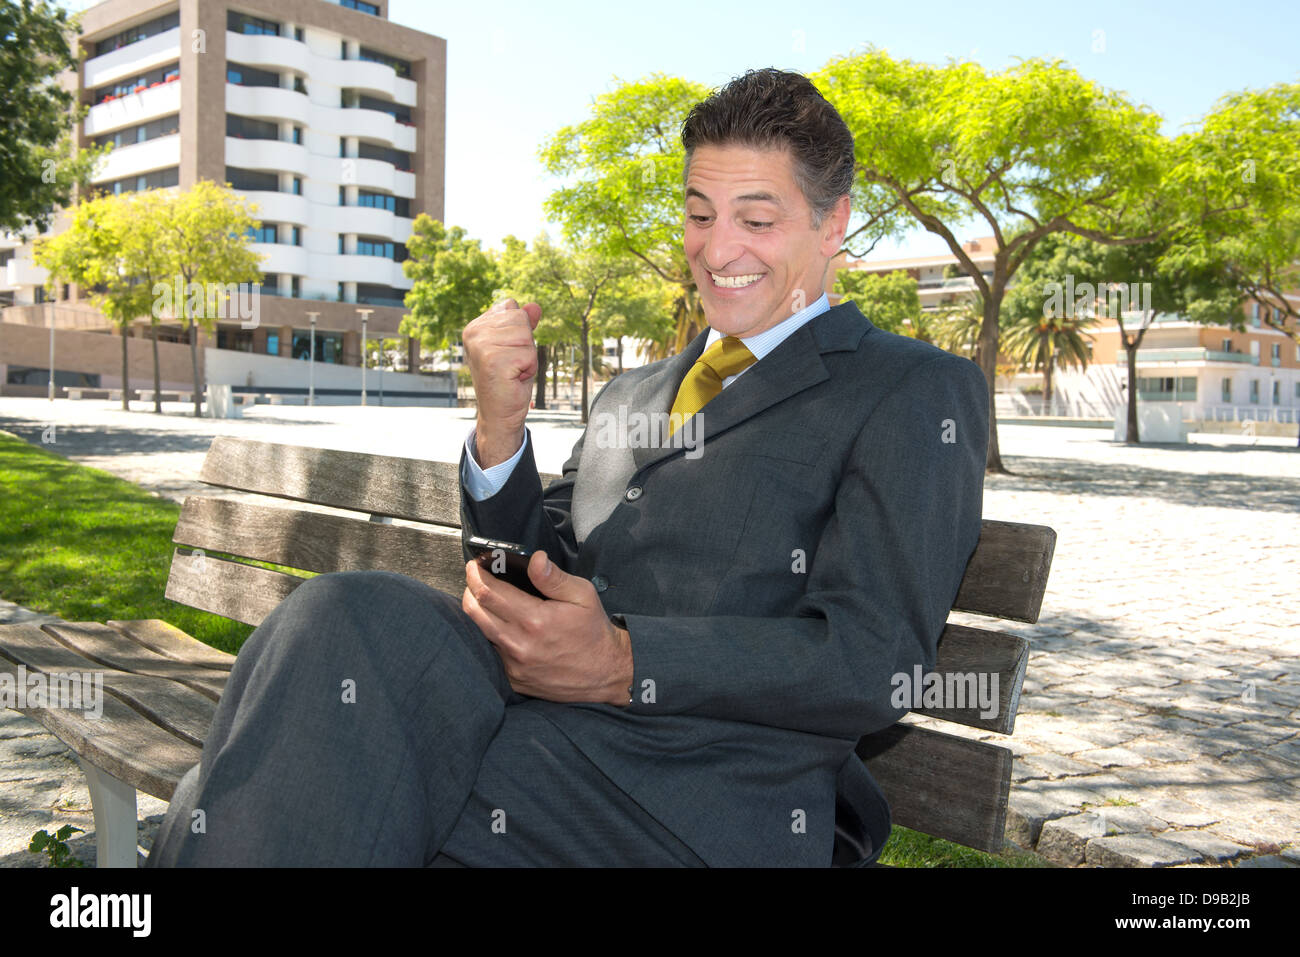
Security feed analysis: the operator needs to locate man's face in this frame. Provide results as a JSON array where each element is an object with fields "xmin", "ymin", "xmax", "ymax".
[{"xmin": 683, "ymin": 142, "xmax": 847, "ymax": 339}]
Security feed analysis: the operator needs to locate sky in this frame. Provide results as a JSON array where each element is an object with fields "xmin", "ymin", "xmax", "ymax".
[{"xmin": 65, "ymin": 0, "xmax": 1300, "ymax": 262}]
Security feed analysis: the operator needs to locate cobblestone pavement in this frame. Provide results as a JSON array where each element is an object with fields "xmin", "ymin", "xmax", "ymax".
[{"xmin": 1, "ymin": 397, "xmax": 1297, "ymax": 867}]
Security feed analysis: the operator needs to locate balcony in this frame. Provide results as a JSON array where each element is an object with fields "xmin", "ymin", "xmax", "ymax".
[
  {"xmin": 84, "ymin": 27, "xmax": 182, "ymax": 90},
  {"xmin": 92, "ymin": 134, "xmax": 181, "ymax": 183},
  {"xmin": 1121, "ymin": 348, "xmax": 1258, "ymax": 366},
  {"xmin": 225, "ymin": 137, "xmax": 311, "ymax": 178},
  {"xmin": 85, "ymin": 80, "xmax": 181, "ymax": 136},
  {"xmin": 225, "ymin": 83, "xmax": 311, "ymax": 126}
]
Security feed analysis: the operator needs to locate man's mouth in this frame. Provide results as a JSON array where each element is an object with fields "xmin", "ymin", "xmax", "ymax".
[{"xmin": 709, "ymin": 272, "xmax": 764, "ymax": 289}]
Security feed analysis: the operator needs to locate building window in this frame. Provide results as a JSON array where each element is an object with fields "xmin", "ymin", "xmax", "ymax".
[
  {"xmin": 342, "ymin": 90, "xmax": 413, "ymax": 124},
  {"xmin": 293, "ymin": 75, "xmax": 307, "ymax": 95},
  {"xmin": 292, "ymin": 177, "xmax": 303, "ymax": 195},
  {"xmin": 1251, "ymin": 341, "xmax": 1260, "ymax": 358},
  {"xmin": 97, "ymin": 166, "xmax": 180, "ymax": 196},
  {"xmin": 357, "ymin": 190, "xmax": 410, "ymax": 217},
  {"xmin": 339, "ymin": 185, "xmax": 346, "ymax": 205},
  {"xmin": 228, "ymin": 12, "xmax": 281, "ymax": 36},
  {"xmin": 341, "ymin": 39, "xmax": 349, "ymax": 59},
  {"xmin": 358, "ymin": 47, "xmax": 411, "ymax": 78},
  {"xmin": 357, "ymin": 142, "xmax": 412, "ymax": 171},
  {"xmin": 267, "ymin": 332, "xmax": 279, "ymax": 355},
  {"xmin": 291, "ymin": 276, "xmax": 301, "ymax": 297},
  {"xmin": 356, "ymin": 237, "xmax": 396, "ymax": 259},
  {"xmin": 225, "ymin": 166, "xmax": 279, "ymax": 192},
  {"xmin": 226, "ymin": 63, "xmax": 281, "ymax": 88},
  {"xmin": 294, "ymin": 27, "xmax": 304, "ymax": 43},
  {"xmin": 1137, "ymin": 376, "xmax": 1196, "ymax": 402},
  {"xmin": 93, "ymin": 63, "xmax": 180, "ymax": 103},
  {"xmin": 92, "ymin": 11, "xmax": 179, "ymax": 57},
  {"xmin": 226, "ymin": 114, "xmax": 281, "ymax": 141},
  {"xmin": 339, "ymin": 235, "xmax": 346, "ymax": 254},
  {"xmin": 1249, "ymin": 380, "xmax": 1259, "ymax": 404},
  {"xmin": 247, "ymin": 224, "xmax": 278, "ymax": 244},
  {"xmin": 1221, "ymin": 377, "xmax": 1231, "ymax": 403},
  {"xmin": 261, "ymin": 274, "xmax": 281, "ymax": 296},
  {"xmin": 1295, "ymin": 382, "xmax": 1300, "ymax": 400},
  {"xmin": 341, "ymin": 0, "xmax": 381, "ymax": 15},
  {"xmin": 1222, "ymin": 338, "xmax": 1233, "ymax": 353},
  {"xmin": 92, "ymin": 114, "xmax": 179, "ymax": 149},
  {"xmin": 1272, "ymin": 381, "xmax": 1280, "ymax": 405},
  {"xmin": 291, "ymin": 226, "xmax": 302, "ymax": 246},
  {"xmin": 1272, "ymin": 343, "xmax": 1281, "ymax": 361},
  {"xmin": 292, "ymin": 126, "xmax": 303, "ymax": 145},
  {"xmin": 338, "ymin": 281, "xmax": 346, "ymax": 302}
]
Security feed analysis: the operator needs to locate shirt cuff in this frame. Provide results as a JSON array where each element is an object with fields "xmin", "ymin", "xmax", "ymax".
[{"xmin": 462, "ymin": 426, "xmax": 528, "ymax": 501}]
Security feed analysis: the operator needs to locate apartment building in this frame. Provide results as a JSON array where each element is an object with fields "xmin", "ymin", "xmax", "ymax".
[
  {"xmin": 840, "ymin": 237, "xmax": 1300, "ymax": 424},
  {"xmin": 0, "ymin": 0, "xmax": 448, "ymax": 401}
]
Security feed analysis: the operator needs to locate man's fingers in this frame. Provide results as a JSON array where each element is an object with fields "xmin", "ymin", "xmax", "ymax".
[{"xmin": 522, "ymin": 302, "xmax": 542, "ymax": 327}]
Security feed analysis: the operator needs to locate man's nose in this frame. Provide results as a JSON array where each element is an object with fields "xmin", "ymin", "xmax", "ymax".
[{"xmin": 700, "ymin": 217, "xmax": 747, "ymax": 271}]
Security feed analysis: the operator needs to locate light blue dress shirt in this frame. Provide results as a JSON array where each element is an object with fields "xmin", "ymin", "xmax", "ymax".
[{"xmin": 462, "ymin": 292, "xmax": 831, "ymax": 501}]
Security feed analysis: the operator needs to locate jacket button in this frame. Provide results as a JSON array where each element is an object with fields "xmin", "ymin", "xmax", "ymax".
[
  {"xmin": 591, "ymin": 575, "xmax": 609, "ymax": 592},
  {"xmin": 625, "ymin": 485, "xmax": 643, "ymax": 501}
]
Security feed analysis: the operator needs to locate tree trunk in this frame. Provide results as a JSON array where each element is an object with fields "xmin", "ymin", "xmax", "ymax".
[
  {"xmin": 120, "ymin": 327, "xmax": 130, "ymax": 411},
  {"xmin": 976, "ymin": 291, "xmax": 1007, "ymax": 473},
  {"xmin": 1043, "ymin": 346, "xmax": 1054, "ymax": 411},
  {"xmin": 535, "ymin": 343, "xmax": 548, "ymax": 410},
  {"xmin": 151, "ymin": 322, "xmax": 162, "ymax": 414},
  {"xmin": 1125, "ymin": 342, "xmax": 1139, "ymax": 445},
  {"xmin": 617, "ymin": 336, "xmax": 624, "ymax": 374},
  {"xmin": 188, "ymin": 317, "xmax": 202, "ymax": 418}
]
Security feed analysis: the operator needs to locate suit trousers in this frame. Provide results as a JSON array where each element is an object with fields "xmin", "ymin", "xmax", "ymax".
[{"xmin": 145, "ymin": 569, "xmax": 705, "ymax": 867}]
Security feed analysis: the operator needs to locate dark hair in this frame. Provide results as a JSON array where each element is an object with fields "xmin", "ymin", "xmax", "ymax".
[{"xmin": 680, "ymin": 67, "xmax": 855, "ymax": 229}]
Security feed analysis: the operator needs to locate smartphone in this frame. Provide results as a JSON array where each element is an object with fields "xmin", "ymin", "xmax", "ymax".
[{"xmin": 466, "ymin": 536, "xmax": 547, "ymax": 598}]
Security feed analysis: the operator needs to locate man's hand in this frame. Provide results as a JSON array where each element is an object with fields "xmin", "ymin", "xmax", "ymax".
[
  {"xmin": 463, "ymin": 550, "xmax": 633, "ymax": 706},
  {"xmin": 462, "ymin": 298, "xmax": 542, "ymax": 468}
]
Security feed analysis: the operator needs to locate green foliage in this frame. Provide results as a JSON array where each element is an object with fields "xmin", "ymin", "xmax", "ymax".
[
  {"xmin": 834, "ymin": 269, "xmax": 921, "ymax": 335},
  {"xmin": 401, "ymin": 216, "xmax": 500, "ymax": 354},
  {"xmin": 29, "ymin": 825, "xmax": 87, "ymax": 868},
  {"xmin": 0, "ymin": 0, "xmax": 105, "ymax": 233}
]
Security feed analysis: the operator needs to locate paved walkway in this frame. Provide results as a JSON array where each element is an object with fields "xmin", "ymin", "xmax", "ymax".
[{"xmin": 1, "ymin": 396, "xmax": 1297, "ymax": 867}]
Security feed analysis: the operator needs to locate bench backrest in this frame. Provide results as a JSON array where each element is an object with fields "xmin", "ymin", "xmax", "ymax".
[{"xmin": 167, "ymin": 436, "xmax": 1055, "ymax": 853}]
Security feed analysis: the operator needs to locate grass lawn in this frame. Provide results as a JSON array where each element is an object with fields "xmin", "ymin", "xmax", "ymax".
[
  {"xmin": 0, "ymin": 430, "xmax": 253, "ymax": 654},
  {"xmin": 0, "ymin": 429, "xmax": 1049, "ymax": 867}
]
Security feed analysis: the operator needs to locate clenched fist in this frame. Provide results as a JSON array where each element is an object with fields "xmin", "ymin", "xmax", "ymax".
[{"xmin": 462, "ymin": 298, "xmax": 542, "ymax": 468}]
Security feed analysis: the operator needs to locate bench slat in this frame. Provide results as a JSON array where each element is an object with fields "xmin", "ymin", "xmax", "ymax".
[
  {"xmin": 953, "ymin": 520, "xmax": 1056, "ymax": 623},
  {"xmin": 42, "ymin": 622, "xmax": 227, "ymax": 701},
  {"xmin": 857, "ymin": 721, "xmax": 1013, "ymax": 853},
  {"xmin": 106, "ymin": 619, "xmax": 236, "ymax": 672},
  {"xmin": 165, "ymin": 549, "xmax": 305, "ymax": 627},
  {"xmin": 0, "ymin": 655, "xmax": 199, "ymax": 801},
  {"xmin": 172, "ymin": 497, "xmax": 463, "ymax": 595},
  {"xmin": 920, "ymin": 624, "xmax": 1029, "ymax": 735},
  {"xmin": 199, "ymin": 436, "xmax": 462, "ymax": 525},
  {"xmin": 0, "ymin": 623, "xmax": 217, "ymax": 747}
]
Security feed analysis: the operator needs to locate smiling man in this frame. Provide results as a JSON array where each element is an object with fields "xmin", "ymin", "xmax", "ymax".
[{"xmin": 148, "ymin": 67, "xmax": 988, "ymax": 868}]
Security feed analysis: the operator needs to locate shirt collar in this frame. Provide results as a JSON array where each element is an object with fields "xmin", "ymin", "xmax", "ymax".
[{"xmin": 703, "ymin": 292, "xmax": 831, "ymax": 360}]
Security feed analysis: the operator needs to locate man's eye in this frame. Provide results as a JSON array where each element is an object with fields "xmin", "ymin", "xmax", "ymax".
[
  {"xmin": 747, "ymin": 221, "xmax": 773, "ymax": 229},
  {"xmin": 688, "ymin": 214, "xmax": 711, "ymax": 224}
]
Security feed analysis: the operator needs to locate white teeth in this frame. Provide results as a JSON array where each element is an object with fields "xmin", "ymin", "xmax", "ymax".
[{"xmin": 711, "ymin": 273, "xmax": 763, "ymax": 288}]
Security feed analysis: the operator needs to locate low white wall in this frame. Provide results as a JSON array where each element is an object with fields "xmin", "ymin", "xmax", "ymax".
[{"xmin": 204, "ymin": 348, "xmax": 455, "ymax": 406}]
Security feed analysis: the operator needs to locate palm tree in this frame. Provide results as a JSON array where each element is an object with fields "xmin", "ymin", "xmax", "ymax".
[{"xmin": 1001, "ymin": 306, "xmax": 1094, "ymax": 412}]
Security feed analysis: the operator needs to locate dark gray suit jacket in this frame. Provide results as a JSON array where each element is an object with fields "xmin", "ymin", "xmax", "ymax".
[{"xmin": 459, "ymin": 298, "xmax": 988, "ymax": 867}]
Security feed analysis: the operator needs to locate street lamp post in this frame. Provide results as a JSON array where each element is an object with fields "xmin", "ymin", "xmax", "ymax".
[
  {"xmin": 306, "ymin": 312, "xmax": 319, "ymax": 406},
  {"xmin": 47, "ymin": 300, "xmax": 55, "ymax": 401},
  {"xmin": 357, "ymin": 308, "xmax": 373, "ymax": 406}
]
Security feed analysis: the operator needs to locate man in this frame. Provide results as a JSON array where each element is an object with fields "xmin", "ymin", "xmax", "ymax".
[{"xmin": 147, "ymin": 66, "xmax": 987, "ymax": 868}]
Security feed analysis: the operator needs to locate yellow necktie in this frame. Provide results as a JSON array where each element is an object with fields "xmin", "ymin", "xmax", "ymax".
[{"xmin": 668, "ymin": 335, "xmax": 756, "ymax": 436}]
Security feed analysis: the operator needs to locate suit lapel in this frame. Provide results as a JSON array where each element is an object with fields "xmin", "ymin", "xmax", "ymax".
[{"xmin": 629, "ymin": 300, "xmax": 872, "ymax": 472}]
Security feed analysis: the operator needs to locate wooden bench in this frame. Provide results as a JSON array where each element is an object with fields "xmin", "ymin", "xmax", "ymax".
[
  {"xmin": 137, "ymin": 390, "xmax": 194, "ymax": 403},
  {"xmin": 0, "ymin": 436, "xmax": 1055, "ymax": 867}
]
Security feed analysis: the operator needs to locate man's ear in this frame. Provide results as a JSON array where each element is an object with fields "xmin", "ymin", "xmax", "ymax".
[{"xmin": 820, "ymin": 194, "xmax": 852, "ymax": 257}]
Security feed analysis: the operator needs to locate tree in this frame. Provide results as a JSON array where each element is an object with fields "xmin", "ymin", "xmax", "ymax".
[
  {"xmin": 494, "ymin": 234, "xmax": 571, "ymax": 410},
  {"xmin": 1175, "ymin": 83, "xmax": 1300, "ymax": 338},
  {"xmin": 401, "ymin": 216, "xmax": 500, "ymax": 368},
  {"xmin": 160, "ymin": 180, "xmax": 264, "ymax": 416},
  {"xmin": 0, "ymin": 0, "xmax": 103, "ymax": 234},
  {"xmin": 833, "ymin": 269, "xmax": 921, "ymax": 335},
  {"xmin": 33, "ymin": 196, "xmax": 142, "ymax": 410},
  {"xmin": 1002, "ymin": 235, "xmax": 1098, "ymax": 410},
  {"xmin": 815, "ymin": 48, "xmax": 1191, "ymax": 472},
  {"xmin": 117, "ymin": 190, "xmax": 173, "ymax": 413},
  {"xmin": 592, "ymin": 270, "xmax": 676, "ymax": 375},
  {"xmin": 539, "ymin": 74, "xmax": 712, "ymax": 353}
]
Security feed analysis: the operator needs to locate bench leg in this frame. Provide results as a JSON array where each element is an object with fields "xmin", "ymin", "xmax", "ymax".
[{"xmin": 75, "ymin": 757, "xmax": 138, "ymax": 868}]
